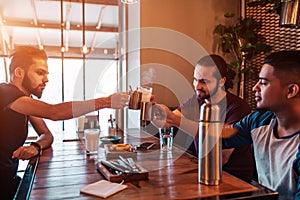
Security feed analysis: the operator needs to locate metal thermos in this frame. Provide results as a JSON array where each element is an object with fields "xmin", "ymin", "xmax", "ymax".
[{"xmin": 198, "ymin": 100, "xmax": 222, "ymax": 185}]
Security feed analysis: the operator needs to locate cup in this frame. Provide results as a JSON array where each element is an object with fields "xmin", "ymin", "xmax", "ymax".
[
  {"xmin": 76, "ymin": 116, "xmax": 85, "ymax": 132},
  {"xmin": 138, "ymin": 86, "xmax": 153, "ymax": 102},
  {"xmin": 84, "ymin": 129, "xmax": 100, "ymax": 155},
  {"xmin": 140, "ymin": 101, "xmax": 154, "ymax": 127},
  {"xmin": 129, "ymin": 90, "xmax": 142, "ymax": 110},
  {"xmin": 159, "ymin": 127, "xmax": 174, "ymax": 151}
]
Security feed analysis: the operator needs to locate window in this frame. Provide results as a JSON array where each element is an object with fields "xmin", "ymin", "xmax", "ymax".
[
  {"xmin": 0, "ymin": 58, "xmax": 8, "ymax": 83},
  {"xmin": 29, "ymin": 58, "xmax": 118, "ymax": 139}
]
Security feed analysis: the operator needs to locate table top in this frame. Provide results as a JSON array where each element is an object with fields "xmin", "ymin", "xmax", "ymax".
[{"xmin": 30, "ymin": 129, "xmax": 278, "ymax": 200}]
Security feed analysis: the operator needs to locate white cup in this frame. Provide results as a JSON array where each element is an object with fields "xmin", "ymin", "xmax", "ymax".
[
  {"xmin": 159, "ymin": 127, "xmax": 174, "ymax": 152},
  {"xmin": 139, "ymin": 86, "xmax": 152, "ymax": 102},
  {"xmin": 84, "ymin": 129, "xmax": 100, "ymax": 155}
]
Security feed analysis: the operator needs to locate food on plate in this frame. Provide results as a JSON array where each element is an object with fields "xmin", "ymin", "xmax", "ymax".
[{"xmin": 109, "ymin": 144, "xmax": 131, "ymax": 151}]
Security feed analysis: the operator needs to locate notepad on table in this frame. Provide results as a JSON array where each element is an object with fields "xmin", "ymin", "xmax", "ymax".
[{"xmin": 80, "ymin": 180, "xmax": 127, "ymax": 198}]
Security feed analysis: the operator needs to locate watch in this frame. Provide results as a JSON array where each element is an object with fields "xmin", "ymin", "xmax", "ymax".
[{"xmin": 30, "ymin": 142, "xmax": 42, "ymax": 155}]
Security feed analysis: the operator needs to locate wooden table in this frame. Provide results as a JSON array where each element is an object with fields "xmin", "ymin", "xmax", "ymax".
[{"xmin": 30, "ymin": 129, "xmax": 278, "ymax": 199}]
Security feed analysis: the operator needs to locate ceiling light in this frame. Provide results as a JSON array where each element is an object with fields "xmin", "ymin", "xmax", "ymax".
[
  {"xmin": 82, "ymin": 45, "xmax": 88, "ymax": 54},
  {"xmin": 121, "ymin": 0, "xmax": 138, "ymax": 4}
]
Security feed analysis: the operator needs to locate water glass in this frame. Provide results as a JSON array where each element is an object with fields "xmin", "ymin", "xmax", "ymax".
[{"xmin": 159, "ymin": 127, "xmax": 174, "ymax": 151}]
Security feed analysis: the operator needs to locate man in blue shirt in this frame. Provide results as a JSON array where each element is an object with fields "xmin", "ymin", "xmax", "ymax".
[{"xmin": 222, "ymin": 50, "xmax": 300, "ymax": 199}]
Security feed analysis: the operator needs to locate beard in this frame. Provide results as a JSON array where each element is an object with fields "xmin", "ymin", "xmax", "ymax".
[
  {"xmin": 22, "ymin": 73, "xmax": 43, "ymax": 98},
  {"xmin": 196, "ymin": 82, "xmax": 219, "ymax": 101}
]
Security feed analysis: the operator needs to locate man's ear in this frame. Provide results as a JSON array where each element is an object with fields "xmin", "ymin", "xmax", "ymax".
[
  {"xmin": 219, "ymin": 77, "xmax": 226, "ymax": 87},
  {"xmin": 287, "ymin": 83, "xmax": 299, "ymax": 99},
  {"xmin": 14, "ymin": 67, "xmax": 24, "ymax": 78}
]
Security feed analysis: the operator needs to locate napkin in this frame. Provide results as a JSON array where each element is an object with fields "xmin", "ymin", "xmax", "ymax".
[{"xmin": 80, "ymin": 180, "xmax": 127, "ymax": 198}]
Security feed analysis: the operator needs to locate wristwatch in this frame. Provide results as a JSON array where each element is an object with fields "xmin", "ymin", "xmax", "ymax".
[{"xmin": 30, "ymin": 142, "xmax": 42, "ymax": 155}]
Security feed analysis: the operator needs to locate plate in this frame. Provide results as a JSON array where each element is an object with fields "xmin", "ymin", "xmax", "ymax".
[{"xmin": 100, "ymin": 136, "xmax": 121, "ymax": 144}]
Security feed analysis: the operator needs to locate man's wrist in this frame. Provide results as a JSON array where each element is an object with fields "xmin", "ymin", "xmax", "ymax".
[{"xmin": 30, "ymin": 142, "xmax": 42, "ymax": 155}]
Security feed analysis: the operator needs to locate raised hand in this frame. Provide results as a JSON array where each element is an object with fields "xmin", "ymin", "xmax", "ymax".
[{"xmin": 110, "ymin": 92, "xmax": 129, "ymax": 109}]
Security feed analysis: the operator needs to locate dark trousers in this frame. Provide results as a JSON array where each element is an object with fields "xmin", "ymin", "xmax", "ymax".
[{"xmin": 0, "ymin": 174, "xmax": 21, "ymax": 200}]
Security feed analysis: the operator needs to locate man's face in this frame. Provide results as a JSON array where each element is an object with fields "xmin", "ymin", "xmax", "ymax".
[
  {"xmin": 22, "ymin": 58, "xmax": 49, "ymax": 98},
  {"xmin": 252, "ymin": 64, "xmax": 286, "ymax": 110},
  {"xmin": 193, "ymin": 64, "xmax": 220, "ymax": 101}
]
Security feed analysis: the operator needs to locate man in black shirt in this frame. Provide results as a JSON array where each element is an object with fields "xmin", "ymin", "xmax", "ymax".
[{"xmin": 0, "ymin": 46, "xmax": 128, "ymax": 199}]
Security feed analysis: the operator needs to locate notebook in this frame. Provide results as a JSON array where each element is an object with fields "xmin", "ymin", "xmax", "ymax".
[{"xmin": 80, "ymin": 180, "xmax": 127, "ymax": 198}]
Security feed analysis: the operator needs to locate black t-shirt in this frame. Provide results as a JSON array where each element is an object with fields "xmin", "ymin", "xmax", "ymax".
[{"xmin": 0, "ymin": 83, "xmax": 28, "ymax": 177}]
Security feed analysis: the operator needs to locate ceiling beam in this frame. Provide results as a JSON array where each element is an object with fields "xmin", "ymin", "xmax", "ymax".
[
  {"xmin": 5, "ymin": 44, "xmax": 117, "ymax": 59},
  {"xmin": 30, "ymin": 0, "xmax": 43, "ymax": 49},
  {"xmin": 43, "ymin": 0, "xmax": 118, "ymax": 6},
  {"xmin": 2, "ymin": 18, "xmax": 118, "ymax": 32},
  {"xmin": 91, "ymin": 6, "xmax": 106, "ymax": 51},
  {"xmin": 44, "ymin": 45, "xmax": 115, "ymax": 55}
]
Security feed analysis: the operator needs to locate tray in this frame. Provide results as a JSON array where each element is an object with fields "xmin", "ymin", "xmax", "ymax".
[
  {"xmin": 97, "ymin": 161, "xmax": 149, "ymax": 183},
  {"xmin": 104, "ymin": 144, "xmax": 137, "ymax": 160}
]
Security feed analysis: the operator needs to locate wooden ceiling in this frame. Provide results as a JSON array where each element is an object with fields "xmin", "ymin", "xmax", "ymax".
[{"xmin": 0, "ymin": 0, "xmax": 120, "ymax": 59}]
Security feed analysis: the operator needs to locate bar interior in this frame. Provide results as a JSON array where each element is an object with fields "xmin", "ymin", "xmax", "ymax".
[{"xmin": 1, "ymin": 0, "xmax": 300, "ymax": 199}]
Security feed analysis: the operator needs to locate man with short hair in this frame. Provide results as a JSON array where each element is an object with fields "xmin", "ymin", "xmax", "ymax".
[
  {"xmin": 222, "ymin": 50, "xmax": 300, "ymax": 199},
  {"xmin": 0, "ymin": 46, "xmax": 128, "ymax": 199}
]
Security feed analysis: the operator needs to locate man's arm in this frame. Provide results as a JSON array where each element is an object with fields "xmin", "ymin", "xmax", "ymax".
[
  {"xmin": 28, "ymin": 116, "xmax": 54, "ymax": 149},
  {"xmin": 171, "ymin": 109, "xmax": 198, "ymax": 138},
  {"xmin": 9, "ymin": 92, "xmax": 128, "ymax": 121},
  {"xmin": 12, "ymin": 116, "xmax": 54, "ymax": 160},
  {"xmin": 152, "ymin": 104, "xmax": 198, "ymax": 138}
]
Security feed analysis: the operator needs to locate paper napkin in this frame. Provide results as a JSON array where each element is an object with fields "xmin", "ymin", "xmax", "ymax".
[{"xmin": 80, "ymin": 180, "xmax": 127, "ymax": 198}]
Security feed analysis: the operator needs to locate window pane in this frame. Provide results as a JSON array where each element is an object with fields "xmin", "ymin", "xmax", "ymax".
[
  {"xmin": 63, "ymin": 59, "xmax": 84, "ymax": 134},
  {"xmin": 28, "ymin": 58, "xmax": 118, "ymax": 138},
  {"xmin": 0, "ymin": 58, "xmax": 8, "ymax": 83},
  {"xmin": 39, "ymin": 58, "xmax": 63, "ymax": 132},
  {"xmin": 29, "ymin": 58, "xmax": 63, "ymax": 137},
  {"xmin": 85, "ymin": 59, "xmax": 117, "ymax": 135}
]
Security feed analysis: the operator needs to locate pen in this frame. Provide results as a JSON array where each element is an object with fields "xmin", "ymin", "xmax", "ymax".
[{"xmin": 146, "ymin": 143, "xmax": 156, "ymax": 150}]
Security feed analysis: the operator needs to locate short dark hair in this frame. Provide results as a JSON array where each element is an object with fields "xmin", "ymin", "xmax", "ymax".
[
  {"xmin": 264, "ymin": 50, "xmax": 300, "ymax": 85},
  {"xmin": 196, "ymin": 54, "xmax": 236, "ymax": 90},
  {"xmin": 9, "ymin": 46, "xmax": 48, "ymax": 75}
]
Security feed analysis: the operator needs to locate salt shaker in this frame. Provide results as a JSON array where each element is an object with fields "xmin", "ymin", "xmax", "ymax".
[{"xmin": 108, "ymin": 114, "xmax": 116, "ymax": 136}]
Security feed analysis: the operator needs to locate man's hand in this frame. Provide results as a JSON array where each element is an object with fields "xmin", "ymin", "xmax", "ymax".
[
  {"xmin": 110, "ymin": 92, "xmax": 129, "ymax": 109},
  {"xmin": 12, "ymin": 145, "xmax": 40, "ymax": 160},
  {"xmin": 151, "ymin": 104, "xmax": 176, "ymax": 128}
]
